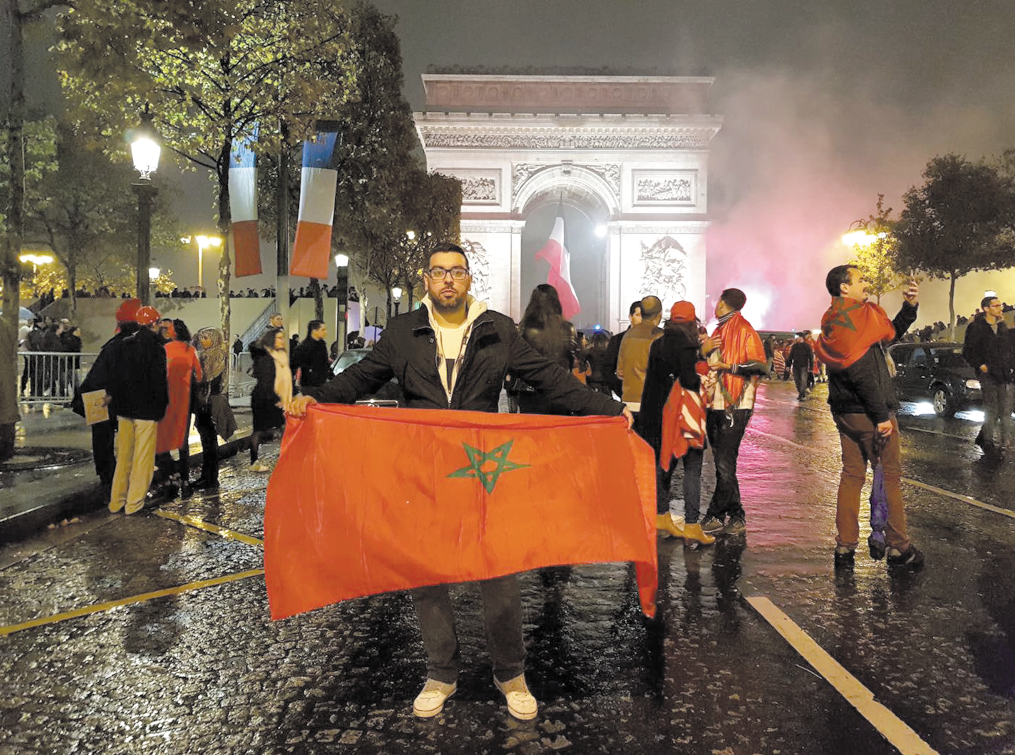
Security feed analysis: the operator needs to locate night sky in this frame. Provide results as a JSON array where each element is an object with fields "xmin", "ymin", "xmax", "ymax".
[{"xmin": 6, "ymin": 1, "xmax": 1014, "ymax": 328}]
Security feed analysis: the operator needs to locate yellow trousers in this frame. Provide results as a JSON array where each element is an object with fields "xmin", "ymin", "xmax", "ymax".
[{"xmin": 110, "ymin": 417, "xmax": 158, "ymax": 513}]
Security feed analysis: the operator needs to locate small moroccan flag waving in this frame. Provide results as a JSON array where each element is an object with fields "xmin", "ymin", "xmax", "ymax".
[
  {"xmin": 264, "ymin": 405, "xmax": 658, "ymax": 620},
  {"xmin": 535, "ymin": 211, "xmax": 581, "ymax": 320},
  {"xmin": 290, "ymin": 127, "xmax": 340, "ymax": 279}
]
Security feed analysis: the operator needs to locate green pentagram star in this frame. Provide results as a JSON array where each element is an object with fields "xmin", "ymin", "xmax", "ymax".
[
  {"xmin": 825, "ymin": 299, "xmax": 863, "ymax": 333},
  {"xmin": 447, "ymin": 439, "xmax": 530, "ymax": 494}
]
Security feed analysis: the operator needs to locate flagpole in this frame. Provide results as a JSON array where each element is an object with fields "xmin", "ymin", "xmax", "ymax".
[{"xmin": 275, "ymin": 120, "xmax": 290, "ymax": 336}]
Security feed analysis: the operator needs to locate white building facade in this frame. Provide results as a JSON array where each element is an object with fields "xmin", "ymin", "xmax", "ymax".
[{"xmin": 414, "ymin": 72, "xmax": 723, "ymax": 330}]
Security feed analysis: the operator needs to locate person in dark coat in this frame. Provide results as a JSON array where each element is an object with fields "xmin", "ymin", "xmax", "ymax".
[
  {"xmin": 91, "ymin": 305, "xmax": 169, "ymax": 516},
  {"xmin": 787, "ymin": 333, "xmax": 814, "ymax": 400},
  {"xmin": 292, "ymin": 319, "xmax": 331, "ymax": 389},
  {"xmin": 604, "ymin": 300, "xmax": 642, "ymax": 398},
  {"xmin": 192, "ymin": 327, "xmax": 229, "ymax": 489},
  {"xmin": 516, "ymin": 284, "xmax": 579, "ymax": 415},
  {"xmin": 639, "ymin": 301, "xmax": 714, "ymax": 544},
  {"xmin": 585, "ymin": 331, "xmax": 613, "ymax": 395},
  {"xmin": 249, "ymin": 327, "xmax": 292, "ymax": 472},
  {"xmin": 962, "ymin": 295, "xmax": 1015, "ymax": 457},
  {"xmin": 232, "ymin": 336, "xmax": 244, "ymax": 368},
  {"xmin": 288, "ymin": 243, "xmax": 632, "ymax": 723}
]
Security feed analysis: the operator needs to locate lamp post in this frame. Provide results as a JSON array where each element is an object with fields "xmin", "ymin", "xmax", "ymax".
[
  {"xmin": 182, "ymin": 234, "xmax": 223, "ymax": 290},
  {"xmin": 130, "ymin": 108, "xmax": 161, "ymax": 305},
  {"xmin": 335, "ymin": 253, "xmax": 349, "ymax": 350},
  {"xmin": 392, "ymin": 286, "xmax": 402, "ymax": 316}
]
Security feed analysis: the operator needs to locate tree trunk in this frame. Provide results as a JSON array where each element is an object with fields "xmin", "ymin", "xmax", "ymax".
[
  {"xmin": 948, "ymin": 270, "xmax": 957, "ymax": 340},
  {"xmin": 310, "ymin": 278, "xmax": 324, "ymax": 321},
  {"xmin": 0, "ymin": 0, "xmax": 27, "ymax": 461},
  {"xmin": 217, "ymin": 138, "xmax": 233, "ymax": 393}
]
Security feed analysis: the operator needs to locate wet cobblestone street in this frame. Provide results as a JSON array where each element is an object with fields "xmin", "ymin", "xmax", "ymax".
[{"xmin": 3, "ymin": 381, "xmax": 1015, "ymax": 754}]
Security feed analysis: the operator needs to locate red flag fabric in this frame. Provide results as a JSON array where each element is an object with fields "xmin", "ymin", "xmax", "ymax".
[
  {"xmin": 535, "ymin": 215, "xmax": 581, "ymax": 320},
  {"xmin": 659, "ymin": 366, "xmax": 708, "ymax": 469},
  {"xmin": 229, "ymin": 127, "xmax": 261, "ymax": 277},
  {"xmin": 264, "ymin": 405, "xmax": 658, "ymax": 620},
  {"xmin": 815, "ymin": 297, "xmax": 896, "ymax": 371}
]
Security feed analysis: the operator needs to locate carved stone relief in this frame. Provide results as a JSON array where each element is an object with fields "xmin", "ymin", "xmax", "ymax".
[
  {"xmin": 633, "ymin": 170, "xmax": 697, "ymax": 205},
  {"xmin": 420, "ymin": 129, "xmax": 713, "ymax": 150},
  {"xmin": 639, "ymin": 236, "xmax": 688, "ymax": 303},
  {"xmin": 461, "ymin": 240, "xmax": 491, "ymax": 301},
  {"xmin": 511, "ymin": 162, "xmax": 621, "ymax": 206},
  {"xmin": 444, "ymin": 170, "xmax": 500, "ymax": 204}
]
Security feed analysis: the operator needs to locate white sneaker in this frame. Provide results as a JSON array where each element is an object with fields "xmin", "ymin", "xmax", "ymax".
[
  {"xmin": 249, "ymin": 462, "xmax": 271, "ymax": 473},
  {"xmin": 494, "ymin": 673, "xmax": 538, "ymax": 720},
  {"xmin": 412, "ymin": 678, "xmax": 457, "ymax": 718}
]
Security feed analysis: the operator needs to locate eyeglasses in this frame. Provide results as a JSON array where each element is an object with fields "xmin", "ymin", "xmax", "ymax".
[{"xmin": 426, "ymin": 266, "xmax": 470, "ymax": 281}]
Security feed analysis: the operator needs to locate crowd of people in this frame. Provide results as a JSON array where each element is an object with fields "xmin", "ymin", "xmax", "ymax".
[
  {"xmin": 46, "ymin": 240, "xmax": 940, "ymax": 722},
  {"xmin": 18, "ymin": 316, "xmax": 84, "ymax": 399}
]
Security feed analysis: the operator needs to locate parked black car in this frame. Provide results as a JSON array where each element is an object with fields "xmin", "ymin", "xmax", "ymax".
[
  {"xmin": 329, "ymin": 347, "xmax": 403, "ymax": 405},
  {"xmin": 888, "ymin": 341, "xmax": 982, "ymax": 417}
]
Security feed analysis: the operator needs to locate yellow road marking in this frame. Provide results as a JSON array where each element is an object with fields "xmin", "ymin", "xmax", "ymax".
[
  {"xmin": 902, "ymin": 478, "xmax": 1015, "ymax": 519},
  {"xmin": 156, "ymin": 510, "xmax": 264, "ymax": 547},
  {"xmin": 0, "ymin": 569, "xmax": 264, "ymax": 637},
  {"xmin": 747, "ymin": 596, "xmax": 940, "ymax": 755}
]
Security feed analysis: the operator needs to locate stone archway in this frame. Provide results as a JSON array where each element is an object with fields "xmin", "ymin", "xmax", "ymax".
[{"xmin": 414, "ymin": 72, "xmax": 722, "ymax": 329}]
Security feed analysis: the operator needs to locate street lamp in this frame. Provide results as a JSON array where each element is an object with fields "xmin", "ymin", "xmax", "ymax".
[
  {"xmin": 335, "ymin": 253, "xmax": 350, "ymax": 349},
  {"xmin": 19, "ymin": 253, "xmax": 54, "ymax": 294},
  {"xmin": 392, "ymin": 286, "xmax": 402, "ymax": 316},
  {"xmin": 130, "ymin": 108, "xmax": 161, "ymax": 305},
  {"xmin": 181, "ymin": 234, "xmax": 223, "ymax": 289}
]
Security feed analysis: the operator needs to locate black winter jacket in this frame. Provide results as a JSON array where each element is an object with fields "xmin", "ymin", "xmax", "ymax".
[
  {"xmin": 826, "ymin": 301, "xmax": 917, "ymax": 423},
  {"xmin": 95, "ymin": 326, "xmax": 169, "ymax": 421},
  {"xmin": 306, "ymin": 305, "xmax": 623, "ymax": 417},
  {"xmin": 639, "ymin": 325, "xmax": 702, "ymax": 451},
  {"xmin": 292, "ymin": 337, "xmax": 331, "ymax": 388},
  {"xmin": 962, "ymin": 316, "xmax": 1014, "ymax": 383}
]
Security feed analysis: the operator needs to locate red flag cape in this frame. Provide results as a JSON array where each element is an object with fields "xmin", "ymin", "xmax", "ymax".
[
  {"xmin": 712, "ymin": 312, "xmax": 765, "ymax": 406},
  {"xmin": 264, "ymin": 405, "xmax": 658, "ymax": 619},
  {"xmin": 815, "ymin": 297, "xmax": 895, "ymax": 371},
  {"xmin": 659, "ymin": 363, "xmax": 709, "ymax": 469}
]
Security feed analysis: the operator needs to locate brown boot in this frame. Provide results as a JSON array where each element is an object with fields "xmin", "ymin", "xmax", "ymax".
[
  {"xmin": 656, "ymin": 513, "xmax": 685, "ymax": 538},
  {"xmin": 683, "ymin": 522, "xmax": 716, "ymax": 545}
]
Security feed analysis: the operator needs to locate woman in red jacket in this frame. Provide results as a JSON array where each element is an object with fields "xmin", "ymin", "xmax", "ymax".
[{"xmin": 155, "ymin": 319, "xmax": 202, "ymax": 497}]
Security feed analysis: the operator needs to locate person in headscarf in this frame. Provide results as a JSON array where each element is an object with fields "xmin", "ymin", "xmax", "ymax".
[
  {"xmin": 155, "ymin": 319, "xmax": 202, "ymax": 497},
  {"xmin": 191, "ymin": 327, "xmax": 228, "ymax": 490},
  {"xmin": 249, "ymin": 327, "xmax": 292, "ymax": 472}
]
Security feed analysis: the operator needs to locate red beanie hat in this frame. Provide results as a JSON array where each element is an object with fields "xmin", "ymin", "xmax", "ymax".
[
  {"xmin": 135, "ymin": 306, "xmax": 161, "ymax": 326},
  {"xmin": 669, "ymin": 301, "xmax": 697, "ymax": 323},
  {"xmin": 115, "ymin": 298, "xmax": 142, "ymax": 324}
]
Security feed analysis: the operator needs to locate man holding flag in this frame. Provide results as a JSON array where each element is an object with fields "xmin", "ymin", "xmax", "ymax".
[
  {"xmin": 287, "ymin": 242, "xmax": 634, "ymax": 721},
  {"xmin": 816, "ymin": 265, "xmax": 924, "ymax": 569}
]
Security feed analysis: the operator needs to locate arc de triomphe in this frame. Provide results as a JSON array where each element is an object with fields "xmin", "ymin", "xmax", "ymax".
[{"xmin": 413, "ymin": 72, "xmax": 723, "ymax": 331}]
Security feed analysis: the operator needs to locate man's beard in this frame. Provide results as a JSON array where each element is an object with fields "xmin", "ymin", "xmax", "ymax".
[{"xmin": 429, "ymin": 288, "xmax": 465, "ymax": 313}]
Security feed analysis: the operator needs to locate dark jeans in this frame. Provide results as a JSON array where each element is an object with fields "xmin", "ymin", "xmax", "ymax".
[
  {"xmin": 194, "ymin": 409, "xmax": 219, "ymax": 482},
  {"xmin": 979, "ymin": 376, "xmax": 1014, "ymax": 450},
  {"xmin": 658, "ymin": 447, "xmax": 705, "ymax": 523},
  {"xmin": 91, "ymin": 420, "xmax": 116, "ymax": 487},
  {"xmin": 410, "ymin": 575, "xmax": 526, "ymax": 684},
  {"xmin": 704, "ymin": 409, "xmax": 752, "ymax": 522},
  {"xmin": 793, "ymin": 365, "xmax": 809, "ymax": 397}
]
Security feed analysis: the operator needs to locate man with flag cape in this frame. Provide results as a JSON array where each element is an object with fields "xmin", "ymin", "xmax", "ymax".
[
  {"xmin": 699, "ymin": 288, "xmax": 768, "ymax": 537},
  {"xmin": 282, "ymin": 242, "xmax": 650, "ymax": 722},
  {"xmin": 816, "ymin": 264, "xmax": 924, "ymax": 570}
]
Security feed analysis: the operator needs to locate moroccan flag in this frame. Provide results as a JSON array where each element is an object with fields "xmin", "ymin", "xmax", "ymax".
[
  {"xmin": 229, "ymin": 125, "xmax": 261, "ymax": 277},
  {"xmin": 535, "ymin": 213, "xmax": 581, "ymax": 320},
  {"xmin": 290, "ymin": 128, "xmax": 340, "ymax": 279},
  {"xmin": 264, "ymin": 405, "xmax": 658, "ymax": 620}
]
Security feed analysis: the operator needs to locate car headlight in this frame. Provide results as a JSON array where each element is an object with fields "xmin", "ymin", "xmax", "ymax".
[{"xmin": 966, "ymin": 379, "xmax": 981, "ymax": 390}]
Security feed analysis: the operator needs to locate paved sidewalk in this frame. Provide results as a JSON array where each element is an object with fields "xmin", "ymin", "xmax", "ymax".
[{"xmin": 0, "ymin": 398, "xmax": 254, "ymax": 545}]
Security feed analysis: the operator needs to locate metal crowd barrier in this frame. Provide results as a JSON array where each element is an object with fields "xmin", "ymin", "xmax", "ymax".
[{"xmin": 16, "ymin": 351, "xmax": 98, "ymax": 405}]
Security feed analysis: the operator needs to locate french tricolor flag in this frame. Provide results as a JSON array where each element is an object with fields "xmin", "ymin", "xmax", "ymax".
[
  {"xmin": 290, "ymin": 128, "xmax": 340, "ymax": 280},
  {"xmin": 229, "ymin": 125, "xmax": 261, "ymax": 277},
  {"xmin": 535, "ymin": 212, "xmax": 581, "ymax": 320}
]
